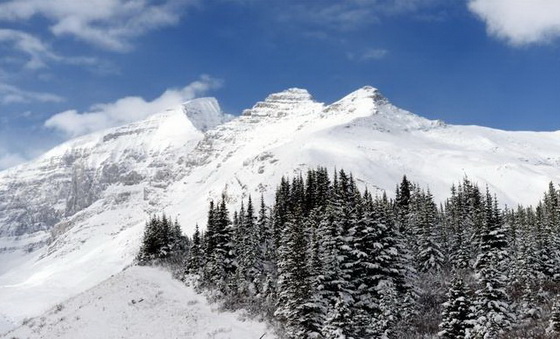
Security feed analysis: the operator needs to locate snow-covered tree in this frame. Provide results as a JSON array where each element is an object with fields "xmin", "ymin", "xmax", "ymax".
[
  {"xmin": 438, "ymin": 277, "xmax": 473, "ymax": 338},
  {"xmin": 186, "ymin": 224, "xmax": 203, "ymax": 274},
  {"xmin": 547, "ymin": 297, "xmax": 560, "ymax": 334},
  {"xmin": 137, "ymin": 214, "xmax": 186, "ymax": 264},
  {"xmin": 469, "ymin": 191, "xmax": 514, "ymax": 338}
]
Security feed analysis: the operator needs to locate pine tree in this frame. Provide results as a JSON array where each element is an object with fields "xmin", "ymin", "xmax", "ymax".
[
  {"xmin": 323, "ymin": 296, "xmax": 353, "ymax": 339},
  {"xmin": 137, "ymin": 215, "xmax": 161, "ymax": 263},
  {"xmin": 181, "ymin": 169, "xmax": 560, "ymax": 338},
  {"xmin": 470, "ymin": 190, "xmax": 514, "ymax": 338},
  {"xmin": 258, "ymin": 195, "xmax": 276, "ymax": 313},
  {"xmin": 395, "ymin": 175, "xmax": 411, "ymax": 232},
  {"xmin": 438, "ymin": 277, "xmax": 473, "ymax": 338},
  {"xmin": 204, "ymin": 198, "xmax": 236, "ymax": 294},
  {"xmin": 137, "ymin": 214, "xmax": 185, "ymax": 264},
  {"xmin": 547, "ymin": 297, "xmax": 560, "ymax": 334},
  {"xmin": 275, "ymin": 208, "xmax": 315, "ymax": 338},
  {"xmin": 351, "ymin": 207, "xmax": 396, "ymax": 337},
  {"xmin": 235, "ymin": 196, "xmax": 261, "ymax": 301},
  {"xmin": 315, "ymin": 172, "xmax": 358, "ymax": 337},
  {"xmin": 186, "ymin": 224, "xmax": 203, "ymax": 274},
  {"xmin": 317, "ymin": 202, "xmax": 353, "ymax": 337},
  {"xmin": 416, "ymin": 190, "xmax": 445, "ymax": 273},
  {"xmin": 373, "ymin": 280, "xmax": 399, "ymax": 339}
]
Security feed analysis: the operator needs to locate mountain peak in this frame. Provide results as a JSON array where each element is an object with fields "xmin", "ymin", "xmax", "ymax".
[
  {"xmin": 181, "ymin": 97, "xmax": 232, "ymax": 132},
  {"xmin": 263, "ymin": 87, "xmax": 313, "ymax": 103},
  {"xmin": 242, "ymin": 87, "xmax": 322, "ymax": 118},
  {"xmin": 341, "ymin": 85, "xmax": 387, "ymax": 104}
]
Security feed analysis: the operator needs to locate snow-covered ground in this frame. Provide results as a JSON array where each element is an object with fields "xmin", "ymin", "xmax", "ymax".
[{"xmin": 2, "ymin": 265, "xmax": 273, "ymax": 339}]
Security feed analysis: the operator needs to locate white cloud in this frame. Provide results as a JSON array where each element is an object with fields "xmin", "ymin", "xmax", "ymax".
[
  {"xmin": 45, "ymin": 75, "xmax": 222, "ymax": 137},
  {"xmin": 0, "ymin": 83, "xmax": 64, "ymax": 104},
  {"xmin": 0, "ymin": 0, "xmax": 198, "ymax": 52},
  {"xmin": 348, "ymin": 48, "xmax": 389, "ymax": 61},
  {"xmin": 468, "ymin": 0, "xmax": 560, "ymax": 45},
  {"xmin": 0, "ymin": 29, "xmax": 55, "ymax": 70},
  {"xmin": 279, "ymin": 0, "xmax": 441, "ymax": 32},
  {"xmin": 0, "ymin": 29, "xmax": 107, "ymax": 73}
]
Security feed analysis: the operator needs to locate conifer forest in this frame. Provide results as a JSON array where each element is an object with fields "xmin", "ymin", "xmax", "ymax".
[{"xmin": 137, "ymin": 168, "xmax": 560, "ymax": 338}]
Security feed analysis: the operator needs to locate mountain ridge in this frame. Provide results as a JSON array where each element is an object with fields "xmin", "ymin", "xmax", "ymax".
[{"xmin": 1, "ymin": 85, "xmax": 560, "ymax": 332}]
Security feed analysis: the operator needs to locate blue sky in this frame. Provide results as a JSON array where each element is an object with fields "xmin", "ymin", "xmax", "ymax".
[{"xmin": 1, "ymin": 0, "xmax": 560, "ymax": 169}]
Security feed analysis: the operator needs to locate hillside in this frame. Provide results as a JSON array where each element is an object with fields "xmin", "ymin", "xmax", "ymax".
[{"xmin": 2, "ymin": 265, "xmax": 273, "ymax": 339}]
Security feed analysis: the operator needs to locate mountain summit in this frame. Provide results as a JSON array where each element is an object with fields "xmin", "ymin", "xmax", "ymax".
[
  {"xmin": 242, "ymin": 88, "xmax": 322, "ymax": 118},
  {"xmin": 1, "ymin": 86, "xmax": 560, "ymax": 332},
  {"xmin": 182, "ymin": 97, "xmax": 232, "ymax": 131}
]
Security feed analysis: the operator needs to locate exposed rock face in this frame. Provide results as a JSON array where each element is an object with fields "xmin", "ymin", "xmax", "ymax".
[
  {"xmin": 242, "ymin": 88, "xmax": 323, "ymax": 118},
  {"xmin": 0, "ymin": 98, "xmax": 227, "ymax": 237}
]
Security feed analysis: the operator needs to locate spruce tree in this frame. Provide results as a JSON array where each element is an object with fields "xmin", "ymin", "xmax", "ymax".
[
  {"xmin": 275, "ymin": 208, "xmax": 316, "ymax": 338},
  {"xmin": 323, "ymin": 296, "xmax": 353, "ymax": 339},
  {"xmin": 137, "ymin": 214, "xmax": 185, "ymax": 264},
  {"xmin": 470, "ymin": 190, "xmax": 514, "ymax": 338},
  {"xmin": 416, "ymin": 190, "xmax": 445, "ymax": 273},
  {"xmin": 186, "ymin": 224, "xmax": 203, "ymax": 274},
  {"xmin": 236, "ymin": 196, "xmax": 260, "ymax": 301},
  {"xmin": 205, "ymin": 198, "xmax": 236, "ymax": 293},
  {"xmin": 438, "ymin": 277, "xmax": 473, "ymax": 338},
  {"xmin": 547, "ymin": 297, "xmax": 560, "ymax": 334}
]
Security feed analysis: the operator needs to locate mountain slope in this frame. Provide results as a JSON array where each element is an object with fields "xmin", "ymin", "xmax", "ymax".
[
  {"xmin": 1, "ymin": 86, "xmax": 560, "ymax": 332},
  {"xmin": 0, "ymin": 98, "xmax": 230, "ymax": 332},
  {"xmin": 2, "ymin": 265, "xmax": 272, "ymax": 339}
]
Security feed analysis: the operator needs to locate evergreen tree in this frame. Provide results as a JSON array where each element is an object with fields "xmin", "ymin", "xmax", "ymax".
[
  {"xmin": 236, "ymin": 196, "xmax": 261, "ymax": 301},
  {"xmin": 180, "ymin": 169, "xmax": 560, "ymax": 338},
  {"xmin": 395, "ymin": 175, "xmax": 412, "ymax": 232},
  {"xmin": 186, "ymin": 224, "xmax": 203, "ymax": 274},
  {"xmin": 205, "ymin": 198, "xmax": 236, "ymax": 293},
  {"xmin": 258, "ymin": 195, "xmax": 277, "ymax": 313},
  {"xmin": 416, "ymin": 189, "xmax": 445, "ymax": 273},
  {"xmin": 205, "ymin": 201, "xmax": 216, "ymax": 256},
  {"xmin": 137, "ymin": 214, "xmax": 185, "ymax": 264},
  {"xmin": 470, "ymin": 190, "xmax": 514, "ymax": 338},
  {"xmin": 351, "ymin": 205, "xmax": 401, "ymax": 337},
  {"xmin": 275, "ymin": 208, "xmax": 317, "ymax": 338},
  {"xmin": 323, "ymin": 296, "xmax": 353, "ymax": 339},
  {"xmin": 547, "ymin": 297, "xmax": 560, "ymax": 334},
  {"xmin": 438, "ymin": 277, "xmax": 473, "ymax": 338}
]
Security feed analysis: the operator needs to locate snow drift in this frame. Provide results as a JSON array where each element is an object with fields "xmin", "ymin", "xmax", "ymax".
[{"xmin": 1, "ymin": 85, "xmax": 560, "ymax": 332}]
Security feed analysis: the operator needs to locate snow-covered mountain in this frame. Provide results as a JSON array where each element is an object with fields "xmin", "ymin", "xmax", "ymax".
[{"xmin": 1, "ymin": 85, "xmax": 560, "ymax": 332}]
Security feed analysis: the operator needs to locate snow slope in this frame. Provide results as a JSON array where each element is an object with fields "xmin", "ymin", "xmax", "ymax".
[
  {"xmin": 2, "ymin": 265, "xmax": 272, "ymax": 339},
  {"xmin": 1, "ymin": 85, "xmax": 560, "ymax": 332}
]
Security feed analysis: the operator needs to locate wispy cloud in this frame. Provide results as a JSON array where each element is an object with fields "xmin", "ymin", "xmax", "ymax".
[
  {"xmin": 0, "ymin": 0, "xmax": 199, "ymax": 52},
  {"xmin": 277, "ymin": 0, "xmax": 442, "ymax": 33},
  {"xmin": 0, "ymin": 29, "xmax": 56, "ymax": 70},
  {"xmin": 348, "ymin": 48, "xmax": 389, "ymax": 62},
  {"xmin": 468, "ymin": 0, "xmax": 560, "ymax": 46},
  {"xmin": 0, "ymin": 83, "xmax": 64, "ymax": 105},
  {"xmin": 0, "ymin": 29, "xmax": 103, "ymax": 71},
  {"xmin": 44, "ymin": 75, "xmax": 222, "ymax": 137},
  {"xmin": 0, "ymin": 29, "xmax": 118, "ymax": 106}
]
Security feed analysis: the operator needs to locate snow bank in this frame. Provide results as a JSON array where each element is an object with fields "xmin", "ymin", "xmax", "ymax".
[{"xmin": 2, "ymin": 266, "xmax": 273, "ymax": 339}]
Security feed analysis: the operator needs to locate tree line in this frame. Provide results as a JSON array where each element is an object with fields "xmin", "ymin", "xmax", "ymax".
[{"xmin": 137, "ymin": 167, "xmax": 560, "ymax": 338}]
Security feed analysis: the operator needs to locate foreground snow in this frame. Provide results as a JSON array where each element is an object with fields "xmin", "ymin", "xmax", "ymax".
[{"xmin": 2, "ymin": 266, "xmax": 273, "ymax": 339}]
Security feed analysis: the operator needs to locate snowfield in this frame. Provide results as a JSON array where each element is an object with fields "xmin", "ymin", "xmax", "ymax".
[
  {"xmin": 2, "ymin": 265, "xmax": 273, "ymax": 339},
  {"xmin": 2, "ymin": 85, "xmax": 560, "ymax": 332}
]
